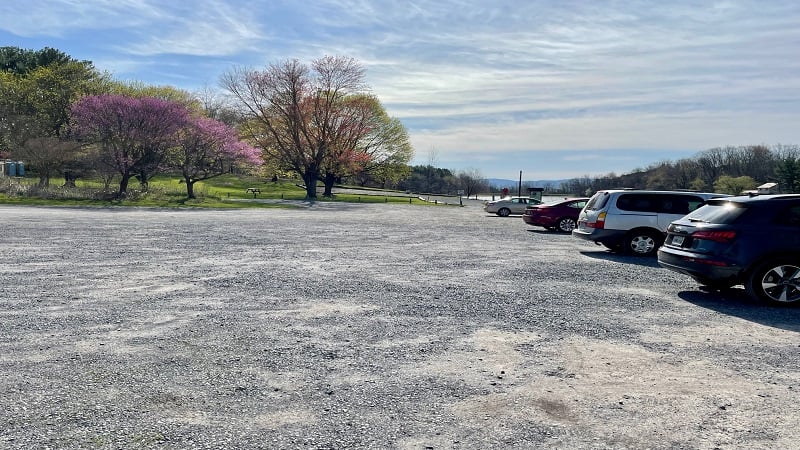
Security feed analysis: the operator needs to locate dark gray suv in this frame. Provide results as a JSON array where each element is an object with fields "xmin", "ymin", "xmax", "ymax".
[{"xmin": 657, "ymin": 194, "xmax": 800, "ymax": 305}]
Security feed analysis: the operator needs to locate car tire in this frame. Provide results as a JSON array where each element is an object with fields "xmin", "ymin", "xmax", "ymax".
[
  {"xmin": 497, "ymin": 208, "xmax": 511, "ymax": 217},
  {"xmin": 745, "ymin": 258, "xmax": 800, "ymax": 305},
  {"xmin": 624, "ymin": 230, "xmax": 661, "ymax": 256},
  {"xmin": 556, "ymin": 217, "xmax": 576, "ymax": 233}
]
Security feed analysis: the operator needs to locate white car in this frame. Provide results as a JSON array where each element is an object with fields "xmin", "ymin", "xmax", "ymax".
[
  {"xmin": 484, "ymin": 196, "xmax": 542, "ymax": 216},
  {"xmin": 572, "ymin": 189, "xmax": 728, "ymax": 256}
]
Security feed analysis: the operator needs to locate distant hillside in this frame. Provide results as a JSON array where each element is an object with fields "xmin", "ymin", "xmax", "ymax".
[{"xmin": 487, "ymin": 178, "xmax": 568, "ymax": 189}]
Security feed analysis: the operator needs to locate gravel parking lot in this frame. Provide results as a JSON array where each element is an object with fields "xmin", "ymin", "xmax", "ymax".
[{"xmin": 1, "ymin": 202, "xmax": 799, "ymax": 449}]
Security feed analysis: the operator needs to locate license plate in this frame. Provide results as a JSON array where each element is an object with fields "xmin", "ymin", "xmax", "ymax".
[{"xmin": 671, "ymin": 235, "xmax": 685, "ymax": 246}]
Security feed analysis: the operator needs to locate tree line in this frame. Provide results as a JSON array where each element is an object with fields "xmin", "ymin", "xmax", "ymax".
[{"xmin": 560, "ymin": 144, "xmax": 800, "ymax": 196}]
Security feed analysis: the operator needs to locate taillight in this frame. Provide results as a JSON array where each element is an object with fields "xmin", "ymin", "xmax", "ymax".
[
  {"xmin": 691, "ymin": 230, "xmax": 736, "ymax": 243},
  {"xmin": 586, "ymin": 211, "xmax": 606, "ymax": 229}
]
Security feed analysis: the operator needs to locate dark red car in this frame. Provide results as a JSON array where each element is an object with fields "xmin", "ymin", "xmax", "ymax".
[{"xmin": 522, "ymin": 197, "xmax": 590, "ymax": 232}]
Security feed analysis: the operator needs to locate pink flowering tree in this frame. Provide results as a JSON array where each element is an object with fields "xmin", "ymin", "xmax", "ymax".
[
  {"xmin": 174, "ymin": 116, "xmax": 261, "ymax": 198},
  {"xmin": 70, "ymin": 94, "xmax": 189, "ymax": 198}
]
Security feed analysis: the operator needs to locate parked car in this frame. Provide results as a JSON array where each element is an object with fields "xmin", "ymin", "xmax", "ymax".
[
  {"xmin": 484, "ymin": 196, "xmax": 542, "ymax": 216},
  {"xmin": 657, "ymin": 194, "xmax": 800, "ymax": 305},
  {"xmin": 572, "ymin": 189, "xmax": 727, "ymax": 256},
  {"xmin": 522, "ymin": 197, "xmax": 590, "ymax": 232}
]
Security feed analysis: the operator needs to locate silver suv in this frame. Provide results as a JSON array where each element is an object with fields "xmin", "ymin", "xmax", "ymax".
[{"xmin": 572, "ymin": 189, "xmax": 728, "ymax": 256}]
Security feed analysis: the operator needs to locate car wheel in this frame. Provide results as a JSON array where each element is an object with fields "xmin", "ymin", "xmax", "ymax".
[
  {"xmin": 745, "ymin": 259, "xmax": 800, "ymax": 305},
  {"xmin": 556, "ymin": 217, "xmax": 576, "ymax": 233},
  {"xmin": 624, "ymin": 230, "xmax": 661, "ymax": 256},
  {"xmin": 497, "ymin": 208, "xmax": 511, "ymax": 217}
]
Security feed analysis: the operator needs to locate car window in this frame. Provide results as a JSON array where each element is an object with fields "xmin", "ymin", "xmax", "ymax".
[
  {"xmin": 772, "ymin": 204, "xmax": 800, "ymax": 227},
  {"xmin": 584, "ymin": 192, "xmax": 608, "ymax": 211},
  {"xmin": 569, "ymin": 200, "xmax": 587, "ymax": 209},
  {"xmin": 661, "ymin": 195, "xmax": 703, "ymax": 214},
  {"xmin": 684, "ymin": 200, "xmax": 748, "ymax": 224},
  {"xmin": 616, "ymin": 194, "xmax": 659, "ymax": 212},
  {"xmin": 685, "ymin": 197, "xmax": 707, "ymax": 212},
  {"xmin": 616, "ymin": 194, "xmax": 703, "ymax": 214}
]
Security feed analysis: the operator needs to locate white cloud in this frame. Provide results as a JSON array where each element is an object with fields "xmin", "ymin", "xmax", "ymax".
[{"xmin": 408, "ymin": 110, "xmax": 800, "ymax": 155}]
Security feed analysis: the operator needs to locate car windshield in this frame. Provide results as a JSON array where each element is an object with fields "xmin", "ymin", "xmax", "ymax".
[{"xmin": 684, "ymin": 200, "xmax": 748, "ymax": 224}]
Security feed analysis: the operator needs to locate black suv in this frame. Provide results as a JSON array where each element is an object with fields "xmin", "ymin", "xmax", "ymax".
[{"xmin": 657, "ymin": 194, "xmax": 800, "ymax": 305}]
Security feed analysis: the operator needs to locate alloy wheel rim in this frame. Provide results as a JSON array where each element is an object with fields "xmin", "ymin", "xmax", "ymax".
[
  {"xmin": 630, "ymin": 236, "xmax": 655, "ymax": 254},
  {"xmin": 761, "ymin": 264, "xmax": 800, "ymax": 303},
  {"xmin": 560, "ymin": 219, "xmax": 575, "ymax": 232}
]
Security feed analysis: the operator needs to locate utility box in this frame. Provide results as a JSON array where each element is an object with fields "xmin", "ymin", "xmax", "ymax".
[{"xmin": 528, "ymin": 187, "xmax": 544, "ymax": 202}]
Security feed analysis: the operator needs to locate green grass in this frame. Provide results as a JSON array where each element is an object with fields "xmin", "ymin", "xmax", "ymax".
[{"xmin": 0, "ymin": 174, "xmax": 438, "ymax": 208}]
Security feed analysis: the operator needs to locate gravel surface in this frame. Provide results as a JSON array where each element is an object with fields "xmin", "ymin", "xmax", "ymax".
[{"xmin": 1, "ymin": 202, "xmax": 799, "ymax": 449}]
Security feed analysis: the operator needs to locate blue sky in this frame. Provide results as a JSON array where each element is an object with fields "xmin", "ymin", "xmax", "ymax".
[{"xmin": 2, "ymin": 1, "xmax": 800, "ymax": 180}]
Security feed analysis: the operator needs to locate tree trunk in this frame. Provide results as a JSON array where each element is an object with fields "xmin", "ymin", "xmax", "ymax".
[
  {"xmin": 303, "ymin": 172, "xmax": 317, "ymax": 199},
  {"xmin": 38, "ymin": 175, "xmax": 50, "ymax": 187},
  {"xmin": 186, "ymin": 180, "xmax": 196, "ymax": 199},
  {"xmin": 138, "ymin": 170, "xmax": 149, "ymax": 191},
  {"xmin": 118, "ymin": 173, "xmax": 131, "ymax": 198},
  {"xmin": 322, "ymin": 172, "xmax": 336, "ymax": 197},
  {"xmin": 63, "ymin": 171, "xmax": 77, "ymax": 188}
]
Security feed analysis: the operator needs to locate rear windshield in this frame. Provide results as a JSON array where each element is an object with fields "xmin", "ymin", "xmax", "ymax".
[
  {"xmin": 683, "ymin": 200, "xmax": 748, "ymax": 224},
  {"xmin": 584, "ymin": 192, "xmax": 609, "ymax": 211}
]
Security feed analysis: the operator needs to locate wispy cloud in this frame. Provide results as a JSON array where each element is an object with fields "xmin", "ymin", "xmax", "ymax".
[
  {"xmin": 123, "ymin": 1, "xmax": 268, "ymax": 57},
  {"xmin": 0, "ymin": 0, "xmax": 163, "ymax": 36}
]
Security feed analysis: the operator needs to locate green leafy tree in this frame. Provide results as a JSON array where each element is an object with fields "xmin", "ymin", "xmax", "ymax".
[
  {"xmin": 775, "ymin": 157, "xmax": 800, "ymax": 193},
  {"xmin": 354, "ymin": 99, "xmax": 413, "ymax": 190},
  {"xmin": 689, "ymin": 177, "xmax": 708, "ymax": 191},
  {"xmin": 0, "ymin": 46, "xmax": 76, "ymax": 75},
  {"xmin": 713, "ymin": 175, "xmax": 758, "ymax": 195},
  {"xmin": 398, "ymin": 165, "xmax": 456, "ymax": 194},
  {"xmin": 0, "ymin": 48, "xmax": 110, "ymax": 185},
  {"xmin": 110, "ymin": 81, "xmax": 201, "ymax": 111},
  {"xmin": 319, "ymin": 94, "xmax": 413, "ymax": 195}
]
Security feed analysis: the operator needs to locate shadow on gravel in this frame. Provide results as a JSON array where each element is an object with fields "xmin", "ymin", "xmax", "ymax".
[
  {"xmin": 244, "ymin": 199, "xmax": 376, "ymax": 210},
  {"xmin": 677, "ymin": 288, "xmax": 800, "ymax": 332},
  {"xmin": 526, "ymin": 229, "xmax": 568, "ymax": 234},
  {"xmin": 578, "ymin": 250, "xmax": 660, "ymax": 268}
]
